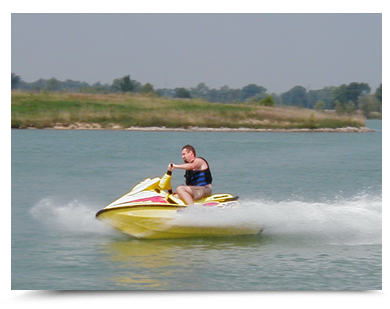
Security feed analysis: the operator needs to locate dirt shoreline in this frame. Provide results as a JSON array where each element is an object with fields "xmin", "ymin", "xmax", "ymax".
[{"xmin": 19, "ymin": 122, "xmax": 375, "ymax": 133}]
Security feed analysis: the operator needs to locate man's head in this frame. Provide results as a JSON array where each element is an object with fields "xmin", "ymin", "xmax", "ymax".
[{"xmin": 181, "ymin": 145, "xmax": 196, "ymax": 163}]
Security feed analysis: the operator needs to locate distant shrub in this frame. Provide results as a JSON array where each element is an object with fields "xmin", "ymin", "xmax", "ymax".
[{"xmin": 258, "ymin": 95, "xmax": 275, "ymax": 106}]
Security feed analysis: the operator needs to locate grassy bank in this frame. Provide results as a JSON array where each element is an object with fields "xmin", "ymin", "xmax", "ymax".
[{"xmin": 11, "ymin": 91, "xmax": 366, "ymax": 130}]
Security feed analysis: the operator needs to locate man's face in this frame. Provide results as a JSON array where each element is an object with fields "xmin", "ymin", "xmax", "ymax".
[{"xmin": 181, "ymin": 148, "xmax": 194, "ymax": 163}]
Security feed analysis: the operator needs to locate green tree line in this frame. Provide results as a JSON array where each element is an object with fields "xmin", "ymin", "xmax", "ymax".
[{"xmin": 11, "ymin": 73, "xmax": 382, "ymax": 118}]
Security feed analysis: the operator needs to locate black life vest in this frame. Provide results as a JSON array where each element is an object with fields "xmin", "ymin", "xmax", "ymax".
[{"xmin": 184, "ymin": 157, "xmax": 212, "ymax": 186}]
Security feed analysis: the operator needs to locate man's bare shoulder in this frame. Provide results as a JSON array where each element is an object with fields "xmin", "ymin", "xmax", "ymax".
[{"xmin": 194, "ymin": 157, "xmax": 208, "ymax": 170}]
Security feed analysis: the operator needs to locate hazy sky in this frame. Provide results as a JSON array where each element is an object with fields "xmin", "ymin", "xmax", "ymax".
[{"xmin": 11, "ymin": 13, "xmax": 382, "ymax": 94}]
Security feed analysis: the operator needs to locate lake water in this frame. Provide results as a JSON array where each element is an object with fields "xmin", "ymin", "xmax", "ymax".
[{"xmin": 11, "ymin": 121, "xmax": 382, "ymax": 291}]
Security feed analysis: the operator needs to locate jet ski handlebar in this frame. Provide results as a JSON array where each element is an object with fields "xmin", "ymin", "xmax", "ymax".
[{"xmin": 159, "ymin": 170, "xmax": 173, "ymax": 194}]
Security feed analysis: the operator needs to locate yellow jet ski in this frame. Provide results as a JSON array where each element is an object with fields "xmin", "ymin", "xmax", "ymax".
[{"xmin": 95, "ymin": 171, "xmax": 262, "ymax": 239}]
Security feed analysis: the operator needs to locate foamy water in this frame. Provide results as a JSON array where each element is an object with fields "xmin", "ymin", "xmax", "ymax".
[
  {"xmin": 30, "ymin": 193, "xmax": 381, "ymax": 246},
  {"xmin": 239, "ymin": 195, "xmax": 382, "ymax": 245},
  {"xmin": 29, "ymin": 198, "xmax": 113, "ymax": 235}
]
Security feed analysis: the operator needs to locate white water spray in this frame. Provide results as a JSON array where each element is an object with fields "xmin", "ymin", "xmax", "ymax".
[
  {"xmin": 173, "ymin": 193, "xmax": 382, "ymax": 245},
  {"xmin": 242, "ymin": 194, "xmax": 382, "ymax": 245},
  {"xmin": 29, "ymin": 198, "xmax": 113, "ymax": 236},
  {"xmin": 30, "ymin": 193, "xmax": 381, "ymax": 245}
]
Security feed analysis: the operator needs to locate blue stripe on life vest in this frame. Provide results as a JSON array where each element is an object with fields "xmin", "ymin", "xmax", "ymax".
[{"xmin": 194, "ymin": 172, "xmax": 207, "ymax": 186}]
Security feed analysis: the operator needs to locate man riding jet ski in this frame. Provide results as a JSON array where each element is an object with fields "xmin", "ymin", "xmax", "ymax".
[
  {"xmin": 95, "ymin": 145, "xmax": 263, "ymax": 239},
  {"xmin": 168, "ymin": 144, "xmax": 213, "ymax": 205}
]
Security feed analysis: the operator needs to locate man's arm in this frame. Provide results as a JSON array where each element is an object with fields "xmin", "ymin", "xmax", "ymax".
[{"xmin": 168, "ymin": 158, "xmax": 204, "ymax": 172}]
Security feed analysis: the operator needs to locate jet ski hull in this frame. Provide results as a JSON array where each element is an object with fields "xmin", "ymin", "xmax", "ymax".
[
  {"xmin": 95, "ymin": 175, "xmax": 262, "ymax": 239},
  {"xmin": 96, "ymin": 204, "xmax": 261, "ymax": 239}
]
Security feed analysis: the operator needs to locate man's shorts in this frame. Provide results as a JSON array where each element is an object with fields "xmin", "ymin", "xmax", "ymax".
[{"xmin": 189, "ymin": 186, "xmax": 212, "ymax": 200}]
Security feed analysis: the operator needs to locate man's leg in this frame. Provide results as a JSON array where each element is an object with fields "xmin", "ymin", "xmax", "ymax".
[{"xmin": 175, "ymin": 186, "xmax": 194, "ymax": 205}]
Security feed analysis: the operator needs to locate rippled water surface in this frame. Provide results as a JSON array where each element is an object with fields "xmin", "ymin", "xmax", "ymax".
[{"xmin": 11, "ymin": 120, "xmax": 382, "ymax": 290}]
